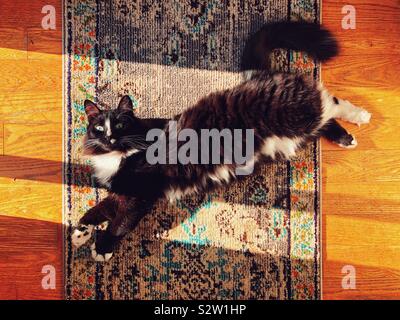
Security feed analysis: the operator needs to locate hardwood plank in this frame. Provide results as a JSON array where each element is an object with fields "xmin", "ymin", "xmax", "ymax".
[
  {"xmin": 3, "ymin": 123, "xmax": 61, "ymax": 161},
  {"xmin": 324, "ymin": 215, "xmax": 400, "ymax": 248},
  {"xmin": 323, "ymin": 262, "xmax": 400, "ymax": 300},
  {"xmin": 323, "ymin": 1, "xmax": 400, "ymax": 30},
  {"xmin": 0, "ymin": 216, "xmax": 59, "ymax": 250},
  {"xmin": 0, "ymin": 60, "xmax": 61, "ymax": 93},
  {"xmin": 322, "ymin": 150, "xmax": 400, "ymax": 182},
  {"xmin": 324, "ymin": 197, "xmax": 400, "ymax": 217},
  {"xmin": 0, "ymin": 180, "xmax": 61, "ymax": 222},
  {"xmin": 331, "ymin": 32, "xmax": 400, "ymax": 54},
  {"xmin": 0, "ymin": 155, "xmax": 62, "ymax": 184},
  {"xmin": 0, "ymin": 216, "xmax": 62, "ymax": 300},
  {"xmin": 323, "ymin": 183, "xmax": 400, "ymax": 214},
  {"xmin": 324, "ymin": 212, "xmax": 400, "ymax": 225},
  {"xmin": 323, "ymin": 244, "xmax": 400, "ymax": 292},
  {"xmin": 0, "ymin": 1, "xmax": 62, "ymax": 30},
  {"xmin": 323, "ymin": 55, "xmax": 400, "ymax": 90},
  {"xmin": 0, "ymin": 93, "xmax": 61, "ymax": 124},
  {"xmin": 325, "ymin": 244, "xmax": 400, "ymax": 272},
  {"xmin": 27, "ymin": 28, "xmax": 62, "ymax": 59}
]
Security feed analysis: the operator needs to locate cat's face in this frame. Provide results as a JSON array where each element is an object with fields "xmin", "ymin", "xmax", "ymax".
[{"xmin": 84, "ymin": 95, "xmax": 146, "ymax": 155}]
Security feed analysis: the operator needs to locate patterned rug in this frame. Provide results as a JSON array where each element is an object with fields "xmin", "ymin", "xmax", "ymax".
[{"xmin": 64, "ymin": 0, "xmax": 321, "ymax": 300}]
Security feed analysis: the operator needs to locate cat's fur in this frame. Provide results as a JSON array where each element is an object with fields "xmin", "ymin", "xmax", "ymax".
[{"xmin": 72, "ymin": 21, "xmax": 371, "ymax": 261}]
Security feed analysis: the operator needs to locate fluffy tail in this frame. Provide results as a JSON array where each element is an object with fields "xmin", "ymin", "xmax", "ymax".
[{"xmin": 241, "ymin": 21, "xmax": 338, "ymax": 70}]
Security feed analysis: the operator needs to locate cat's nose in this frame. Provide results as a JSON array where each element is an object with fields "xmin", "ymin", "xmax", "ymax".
[{"xmin": 104, "ymin": 136, "xmax": 115, "ymax": 144}]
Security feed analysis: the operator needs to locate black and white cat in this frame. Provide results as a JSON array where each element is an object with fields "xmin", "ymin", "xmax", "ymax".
[{"xmin": 72, "ymin": 21, "xmax": 371, "ymax": 261}]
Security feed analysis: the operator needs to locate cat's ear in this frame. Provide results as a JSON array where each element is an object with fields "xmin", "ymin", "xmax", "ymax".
[
  {"xmin": 84, "ymin": 100, "xmax": 100, "ymax": 121},
  {"xmin": 117, "ymin": 95, "xmax": 134, "ymax": 113}
]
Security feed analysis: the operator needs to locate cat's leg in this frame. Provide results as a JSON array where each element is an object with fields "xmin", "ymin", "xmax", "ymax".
[
  {"xmin": 321, "ymin": 88, "xmax": 371, "ymax": 125},
  {"xmin": 91, "ymin": 196, "xmax": 155, "ymax": 262},
  {"xmin": 320, "ymin": 119, "xmax": 357, "ymax": 149},
  {"xmin": 332, "ymin": 97, "xmax": 371, "ymax": 125},
  {"xmin": 71, "ymin": 195, "xmax": 117, "ymax": 248}
]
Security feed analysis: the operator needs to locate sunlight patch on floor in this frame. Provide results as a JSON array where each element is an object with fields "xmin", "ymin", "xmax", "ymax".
[{"xmin": 326, "ymin": 215, "xmax": 400, "ymax": 270}]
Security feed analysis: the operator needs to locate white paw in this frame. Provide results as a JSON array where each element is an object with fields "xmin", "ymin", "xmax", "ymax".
[
  {"xmin": 355, "ymin": 110, "xmax": 372, "ymax": 126},
  {"xmin": 72, "ymin": 225, "xmax": 94, "ymax": 248},
  {"xmin": 90, "ymin": 243, "xmax": 113, "ymax": 262},
  {"xmin": 339, "ymin": 136, "xmax": 358, "ymax": 149},
  {"xmin": 338, "ymin": 99, "xmax": 372, "ymax": 126}
]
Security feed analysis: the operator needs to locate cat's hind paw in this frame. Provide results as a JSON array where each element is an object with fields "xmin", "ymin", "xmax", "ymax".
[
  {"xmin": 338, "ymin": 134, "xmax": 358, "ymax": 149},
  {"xmin": 342, "ymin": 103, "xmax": 371, "ymax": 126},
  {"xmin": 72, "ymin": 225, "xmax": 94, "ymax": 248},
  {"xmin": 336, "ymin": 99, "xmax": 372, "ymax": 126},
  {"xmin": 91, "ymin": 243, "xmax": 113, "ymax": 262},
  {"xmin": 354, "ymin": 109, "xmax": 371, "ymax": 126}
]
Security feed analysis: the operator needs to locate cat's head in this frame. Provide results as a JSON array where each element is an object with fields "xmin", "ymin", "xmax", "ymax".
[{"xmin": 83, "ymin": 95, "xmax": 147, "ymax": 155}]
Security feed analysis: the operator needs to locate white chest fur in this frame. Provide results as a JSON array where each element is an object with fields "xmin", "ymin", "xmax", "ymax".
[{"xmin": 90, "ymin": 151, "xmax": 124, "ymax": 185}]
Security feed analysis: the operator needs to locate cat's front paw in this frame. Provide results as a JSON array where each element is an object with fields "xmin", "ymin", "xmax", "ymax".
[
  {"xmin": 90, "ymin": 243, "xmax": 113, "ymax": 262},
  {"xmin": 72, "ymin": 225, "xmax": 94, "ymax": 248}
]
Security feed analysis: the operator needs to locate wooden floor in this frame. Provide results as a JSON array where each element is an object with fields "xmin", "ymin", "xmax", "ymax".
[
  {"xmin": 0, "ymin": 0, "xmax": 63, "ymax": 299},
  {"xmin": 322, "ymin": 0, "xmax": 400, "ymax": 299},
  {"xmin": 0, "ymin": 0, "xmax": 399, "ymax": 299}
]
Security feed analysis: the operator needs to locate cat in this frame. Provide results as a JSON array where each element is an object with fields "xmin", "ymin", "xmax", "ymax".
[{"xmin": 72, "ymin": 21, "xmax": 371, "ymax": 261}]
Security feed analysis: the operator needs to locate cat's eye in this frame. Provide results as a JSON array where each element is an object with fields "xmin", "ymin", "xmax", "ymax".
[
  {"xmin": 115, "ymin": 123, "xmax": 123, "ymax": 129},
  {"xmin": 95, "ymin": 125, "xmax": 104, "ymax": 132}
]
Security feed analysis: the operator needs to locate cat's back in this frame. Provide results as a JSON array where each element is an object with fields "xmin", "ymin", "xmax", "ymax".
[
  {"xmin": 178, "ymin": 72, "xmax": 322, "ymax": 135},
  {"xmin": 244, "ymin": 72, "xmax": 320, "ymax": 107}
]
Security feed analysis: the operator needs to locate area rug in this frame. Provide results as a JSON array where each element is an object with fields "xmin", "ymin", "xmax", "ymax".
[{"xmin": 64, "ymin": 0, "xmax": 321, "ymax": 300}]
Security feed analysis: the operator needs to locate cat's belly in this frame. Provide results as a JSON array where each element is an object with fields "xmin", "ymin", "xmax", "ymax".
[
  {"xmin": 260, "ymin": 135, "xmax": 303, "ymax": 160},
  {"xmin": 164, "ymin": 165, "xmax": 235, "ymax": 202}
]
